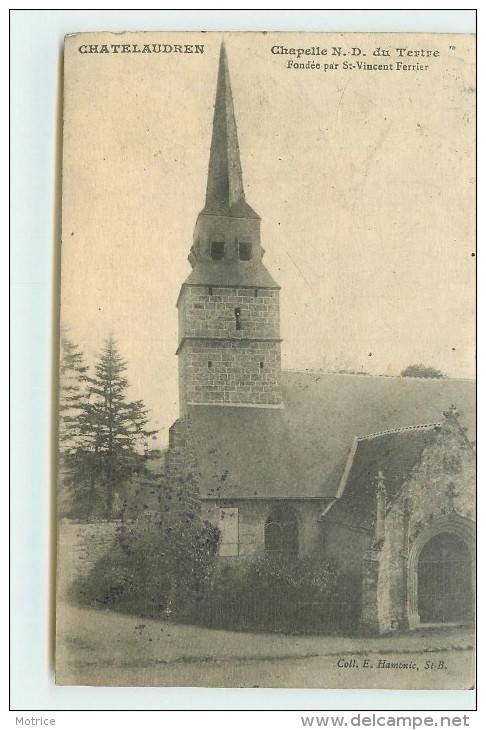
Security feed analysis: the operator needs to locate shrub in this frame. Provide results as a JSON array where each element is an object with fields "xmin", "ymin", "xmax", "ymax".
[
  {"xmin": 400, "ymin": 364, "xmax": 443, "ymax": 378},
  {"xmin": 70, "ymin": 513, "xmax": 220, "ymax": 620},
  {"xmin": 243, "ymin": 553, "xmax": 340, "ymax": 602},
  {"xmin": 194, "ymin": 554, "xmax": 358, "ymax": 633}
]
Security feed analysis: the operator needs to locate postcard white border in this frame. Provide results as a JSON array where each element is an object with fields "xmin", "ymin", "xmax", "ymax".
[{"xmin": 10, "ymin": 7, "xmax": 478, "ymax": 715}]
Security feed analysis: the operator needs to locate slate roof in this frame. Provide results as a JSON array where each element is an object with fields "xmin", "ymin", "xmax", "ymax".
[
  {"xmin": 326, "ymin": 426, "xmax": 440, "ymax": 532},
  {"xmin": 187, "ymin": 371, "xmax": 475, "ymax": 502},
  {"xmin": 203, "ymin": 43, "xmax": 258, "ymax": 219},
  {"xmin": 182, "ymin": 260, "xmax": 278, "ymax": 289}
]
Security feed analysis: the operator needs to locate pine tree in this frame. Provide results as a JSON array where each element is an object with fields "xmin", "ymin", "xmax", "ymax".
[
  {"xmin": 60, "ymin": 333, "xmax": 159, "ymax": 521},
  {"xmin": 80, "ymin": 334, "xmax": 158, "ymax": 519},
  {"xmin": 59, "ymin": 334, "xmax": 89, "ymax": 453},
  {"xmin": 58, "ymin": 335, "xmax": 90, "ymax": 517}
]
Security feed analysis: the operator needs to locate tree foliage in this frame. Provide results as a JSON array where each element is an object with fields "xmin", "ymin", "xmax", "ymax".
[
  {"xmin": 64, "ymin": 334, "xmax": 222, "ymax": 617},
  {"xmin": 71, "ymin": 511, "xmax": 221, "ymax": 619},
  {"xmin": 59, "ymin": 334, "xmax": 89, "ymax": 452},
  {"xmin": 58, "ymin": 335, "xmax": 90, "ymax": 515},
  {"xmin": 243, "ymin": 554, "xmax": 341, "ymax": 601},
  {"xmin": 194, "ymin": 554, "xmax": 359, "ymax": 633},
  {"xmin": 400, "ymin": 363, "xmax": 444, "ymax": 379},
  {"xmin": 61, "ymin": 333, "xmax": 159, "ymax": 521}
]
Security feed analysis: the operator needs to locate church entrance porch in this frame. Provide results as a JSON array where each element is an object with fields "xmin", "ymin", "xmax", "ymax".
[
  {"xmin": 417, "ymin": 533, "xmax": 472, "ymax": 624},
  {"xmin": 406, "ymin": 514, "xmax": 475, "ymax": 630}
]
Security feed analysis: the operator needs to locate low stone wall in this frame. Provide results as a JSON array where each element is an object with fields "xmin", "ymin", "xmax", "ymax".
[{"xmin": 57, "ymin": 519, "xmax": 118, "ymax": 597}]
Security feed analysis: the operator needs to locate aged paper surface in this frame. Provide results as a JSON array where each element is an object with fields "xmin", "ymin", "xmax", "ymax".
[{"xmin": 57, "ymin": 31, "xmax": 475, "ymax": 689}]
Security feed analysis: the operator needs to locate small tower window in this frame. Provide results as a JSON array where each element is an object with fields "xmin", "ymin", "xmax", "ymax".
[
  {"xmin": 260, "ymin": 361, "xmax": 264, "ymax": 370},
  {"xmin": 238, "ymin": 242, "xmax": 252, "ymax": 261},
  {"xmin": 208, "ymin": 286, "xmax": 213, "ymax": 296},
  {"xmin": 254, "ymin": 288, "xmax": 258, "ymax": 298},
  {"xmin": 208, "ymin": 361, "xmax": 213, "ymax": 368},
  {"xmin": 235, "ymin": 308, "xmax": 242, "ymax": 330},
  {"xmin": 210, "ymin": 242, "xmax": 225, "ymax": 260}
]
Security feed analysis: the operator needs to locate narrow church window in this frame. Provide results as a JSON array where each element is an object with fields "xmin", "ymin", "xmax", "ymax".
[
  {"xmin": 210, "ymin": 241, "xmax": 225, "ymax": 260},
  {"xmin": 254, "ymin": 288, "xmax": 258, "ymax": 298},
  {"xmin": 238, "ymin": 242, "xmax": 252, "ymax": 261},
  {"xmin": 208, "ymin": 286, "xmax": 213, "ymax": 296},
  {"xmin": 235, "ymin": 307, "xmax": 242, "ymax": 330},
  {"xmin": 265, "ymin": 506, "xmax": 299, "ymax": 561},
  {"xmin": 208, "ymin": 361, "xmax": 213, "ymax": 368},
  {"xmin": 260, "ymin": 361, "xmax": 264, "ymax": 369}
]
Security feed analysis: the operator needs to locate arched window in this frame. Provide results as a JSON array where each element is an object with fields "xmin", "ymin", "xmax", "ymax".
[{"xmin": 264, "ymin": 505, "xmax": 299, "ymax": 560}]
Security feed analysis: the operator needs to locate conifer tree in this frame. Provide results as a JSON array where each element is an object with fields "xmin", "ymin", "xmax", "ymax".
[
  {"xmin": 59, "ymin": 334, "xmax": 89, "ymax": 453},
  {"xmin": 63, "ymin": 334, "xmax": 158, "ymax": 520},
  {"xmin": 58, "ymin": 334, "xmax": 91, "ymax": 517},
  {"xmin": 86, "ymin": 334, "xmax": 157, "ymax": 518}
]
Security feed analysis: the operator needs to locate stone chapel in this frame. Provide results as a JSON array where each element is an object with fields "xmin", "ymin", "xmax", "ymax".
[{"xmin": 167, "ymin": 44, "xmax": 476, "ymax": 634}]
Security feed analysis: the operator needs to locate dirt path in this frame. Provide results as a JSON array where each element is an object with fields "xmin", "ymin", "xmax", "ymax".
[
  {"xmin": 56, "ymin": 604, "xmax": 474, "ymax": 689},
  {"xmin": 59, "ymin": 651, "xmax": 474, "ymax": 690}
]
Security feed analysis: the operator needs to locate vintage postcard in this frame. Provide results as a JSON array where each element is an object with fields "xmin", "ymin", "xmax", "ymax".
[{"xmin": 56, "ymin": 31, "xmax": 476, "ymax": 689}]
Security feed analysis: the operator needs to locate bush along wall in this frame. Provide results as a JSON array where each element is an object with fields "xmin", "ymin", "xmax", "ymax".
[
  {"xmin": 187, "ymin": 555, "xmax": 362, "ymax": 634},
  {"xmin": 70, "ymin": 524, "xmax": 361, "ymax": 634},
  {"xmin": 69, "ymin": 513, "xmax": 221, "ymax": 620}
]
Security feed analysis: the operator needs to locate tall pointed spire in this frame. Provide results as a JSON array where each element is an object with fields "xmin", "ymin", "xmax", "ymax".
[{"xmin": 204, "ymin": 43, "xmax": 255, "ymax": 217}]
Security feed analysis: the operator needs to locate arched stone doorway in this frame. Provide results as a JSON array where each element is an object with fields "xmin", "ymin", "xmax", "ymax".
[
  {"xmin": 407, "ymin": 515, "xmax": 475, "ymax": 628},
  {"xmin": 418, "ymin": 533, "xmax": 472, "ymax": 623}
]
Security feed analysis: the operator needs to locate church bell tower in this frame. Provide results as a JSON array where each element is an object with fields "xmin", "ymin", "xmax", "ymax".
[{"xmin": 176, "ymin": 43, "xmax": 282, "ymax": 414}]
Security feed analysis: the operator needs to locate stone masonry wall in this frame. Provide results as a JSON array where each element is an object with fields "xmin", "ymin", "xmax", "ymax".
[
  {"xmin": 57, "ymin": 519, "xmax": 117, "ymax": 597},
  {"xmin": 404, "ymin": 423, "xmax": 476, "ymax": 537},
  {"xmin": 167, "ymin": 417, "xmax": 198, "ymax": 484},
  {"xmin": 178, "ymin": 286, "xmax": 280, "ymax": 341},
  {"xmin": 324, "ymin": 521, "xmax": 373, "ymax": 574},
  {"xmin": 178, "ymin": 285, "xmax": 282, "ymax": 410},
  {"xmin": 383, "ymin": 504, "xmax": 409, "ymax": 628},
  {"xmin": 179, "ymin": 339, "xmax": 281, "ymax": 408},
  {"xmin": 361, "ymin": 543, "xmax": 391, "ymax": 634}
]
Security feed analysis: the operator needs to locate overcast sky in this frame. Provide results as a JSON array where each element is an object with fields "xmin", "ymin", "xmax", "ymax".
[{"xmin": 60, "ymin": 31, "xmax": 475, "ymax": 446}]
